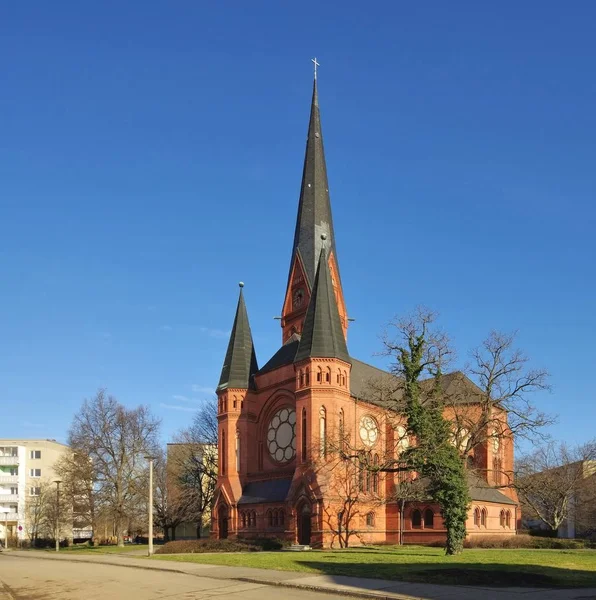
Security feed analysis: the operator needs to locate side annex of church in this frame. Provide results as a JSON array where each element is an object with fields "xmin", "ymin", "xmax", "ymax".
[{"xmin": 212, "ymin": 76, "xmax": 518, "ymax": 547}]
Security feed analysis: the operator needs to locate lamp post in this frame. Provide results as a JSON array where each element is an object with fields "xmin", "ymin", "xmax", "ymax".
[
  {"xmin": 53, "ymin": 479, "xmax": 62, "ymax": 552},
  {"xmin": 144, "ymin": 455, "xmax": 155, "ymax": 556}
]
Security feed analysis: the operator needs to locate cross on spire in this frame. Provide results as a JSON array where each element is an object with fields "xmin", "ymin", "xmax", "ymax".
[{"xmin": 311, "ymin": 57, "xmax": 320, "ymax": 80}]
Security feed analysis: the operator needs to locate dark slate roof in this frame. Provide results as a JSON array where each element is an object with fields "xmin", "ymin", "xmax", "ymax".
[
  {"xmin": 237, "ymin": 478, "xmax": 293, "ymax": 505},
  {"xmin": 287, "ymin": 79, "xmax": 341, "ymax": 293},
  {"xmin": 258, "ymin": 334, "xmax": 301, "ymax": 375},
  {"xmin": 294, "ymin": 248, "xmax": 350, "ymax": 364},
  {"xmin": 468, "ymin": 474, "xmax": 517, "ymax": 505},
  {"xmin": 217, "ymin": 286, "xmax": 259, "ymax": 391}
]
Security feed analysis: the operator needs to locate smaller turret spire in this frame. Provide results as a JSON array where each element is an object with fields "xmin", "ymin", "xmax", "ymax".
[
  {"xmin": 217, "ymin": 283, "xmax": 258, "ymax": 391},
  {"xmin": 294, "ymin": 241, "xmax": 350, "ymax": 364}
]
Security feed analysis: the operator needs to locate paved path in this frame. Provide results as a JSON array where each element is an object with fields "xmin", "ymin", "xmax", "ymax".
[{"xmin": 1, "ymin": 550, "xmax": 596, "ymax": 600}]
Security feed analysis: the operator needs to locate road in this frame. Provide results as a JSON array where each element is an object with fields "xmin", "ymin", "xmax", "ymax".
[{"xmin": 0, "ymin": 555, "xmax": 339, "ymax": 600}]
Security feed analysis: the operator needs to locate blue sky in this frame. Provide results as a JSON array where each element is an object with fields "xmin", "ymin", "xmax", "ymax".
[{"xmin": 1, "ymin": 2, "xmax": 594, "ymax": 451}]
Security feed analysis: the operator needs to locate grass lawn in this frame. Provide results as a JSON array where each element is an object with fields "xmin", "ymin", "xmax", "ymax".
[
  {"xmin": 35, "ymin": 544, "xmax": 150, "ymax": 555},
  {"xmin": 152, "ymin": 545, "xmax": 596, "ymax": 588}
]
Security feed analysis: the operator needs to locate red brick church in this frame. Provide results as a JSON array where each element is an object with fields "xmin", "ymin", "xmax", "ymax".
[{"xmin": 212, "ymin": 74, "xmax": 518, "ymax": 547}]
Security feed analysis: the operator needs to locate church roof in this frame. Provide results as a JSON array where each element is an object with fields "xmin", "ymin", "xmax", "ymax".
[
  {"xmin": 237, "ymin": 478, "xmax": 293, "ymax": 505},
  {"xmin": 258, "ymin": 333, "xmax": 301, "ymax": 375},
  {"xmin": 287, "ymin": 79, "xmax": 341, "ymax": 293},
  {"xmin": 217, "ymin": 285, "xmax": 259, "ymax": 391},
  {"xmin": 468, "ymin": 473, "xmax": 518, "ymax": 505},
  {"xmin": 294, "ymin": 247, "xmax": 350, "ymax": 364}
]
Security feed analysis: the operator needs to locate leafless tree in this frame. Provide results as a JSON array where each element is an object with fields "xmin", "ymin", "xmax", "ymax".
[
  {"xmin": 171, "ymin": 401, "xmax": 218, "ymax": 538},
  {"xmin": 515, "ymin": 440, "xmax": 596, "ymax": 533},
  {"xmin": 67, "ymin": 389, "xmax": 161, "ymax": 546}
]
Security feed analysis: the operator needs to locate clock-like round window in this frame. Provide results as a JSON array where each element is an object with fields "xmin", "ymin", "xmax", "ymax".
[
  {"xmin": 359, "ymin": 415, "xmax": 379, "ymax": 447},
  {"xmin": 267, "ymin": 408, "xmax": 296, "ymax": 463}
]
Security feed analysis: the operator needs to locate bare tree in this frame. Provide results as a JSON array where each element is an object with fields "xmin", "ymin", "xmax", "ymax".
[
  {"xmin": 171, "ymin": 402, "xmax": 218, "ymax": 538},
  {"xmin": 515, "ymin": 440, "xmax": 596, "ymax": 533},
  {"xmin": 24, "ymin": 482, "xmax": 53, "ymax": 544},
  {"xmin": 67, "ymin": 389, "xmax": 161, "ymax": 546}
]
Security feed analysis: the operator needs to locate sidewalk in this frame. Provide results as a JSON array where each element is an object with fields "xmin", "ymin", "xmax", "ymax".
[{"xmin": 2, "ymin": 549, "xmax": 596, "ymax": 600}]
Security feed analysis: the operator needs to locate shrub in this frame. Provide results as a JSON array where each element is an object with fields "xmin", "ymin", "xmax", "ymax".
[
  {"xmin": 155, "ymin": 538, "xmax": 289, "ymax": 555},
  {"xmin": 464, "ymin": 534, "xmax": 588, "ymax": 549}
]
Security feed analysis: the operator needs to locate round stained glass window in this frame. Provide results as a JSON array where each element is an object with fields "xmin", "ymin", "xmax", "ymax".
[
  {"xmin": 267, "ymin": 408, "xmax": 296, "ymax": 463},
  {"xmin": 359, "ymin": 415, "xmax": 379, "ymax": 447}
]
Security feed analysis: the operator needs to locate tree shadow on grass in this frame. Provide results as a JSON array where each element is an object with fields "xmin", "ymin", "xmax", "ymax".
[{"xmin": 299, "ymin": 560, "xmax": 596, "ymax": 590}]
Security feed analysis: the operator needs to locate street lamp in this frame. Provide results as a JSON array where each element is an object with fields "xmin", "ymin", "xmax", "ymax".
[
  {"xmin": 144, "ymin": 455, "xmax": 156, "ymax": 557},
  {"xmin": 53, "ymin": 479, "xmax": 62, "ymax": 552}
]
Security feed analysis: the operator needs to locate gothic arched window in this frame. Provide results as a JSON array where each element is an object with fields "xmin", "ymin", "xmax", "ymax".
[
  {"xmin": 474, "ymin": 507, "xmax": 480, "ymax": 527},
  {"xmin": 366, "ymin": 512, "xmax": 375, "ymax": 527},
  {"xmin": 506, "ymin": 510, "xmax": 511, "ymax": 528},
  {"xmin": 424, "ymin": 509, "xmax": 434, "ymax": 528},
  {"xmin": 235, "ymin": 431, "xmax": 240, "ymax": 472},
  {"xmin": 301, "ymin": 408, "xmax": 307, "ymax": 462},
  {"xmin": 412, "ymin": 509, "xmax": 422, "ymax": 528},
  {"xmin": 481, "ymin": 508, "xmax": 487, "ymax": 527},
  {"xmin": 319, "ymin": 406, "xmax": 327, "ymax": 457},
  {"xmin": 373, "ymin": 454, "xmax": 379, "ymax": 493}
]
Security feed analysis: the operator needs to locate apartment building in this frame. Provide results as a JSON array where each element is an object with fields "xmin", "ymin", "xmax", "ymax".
[{"xmin": 0, "ymin": 439, "xmax": 70, "ymax": 541}]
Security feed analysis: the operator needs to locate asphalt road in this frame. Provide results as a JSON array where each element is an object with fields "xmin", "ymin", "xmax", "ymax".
[{"xmin": 0, "ymin": 555, "xmax": 338, "ymax": 600}]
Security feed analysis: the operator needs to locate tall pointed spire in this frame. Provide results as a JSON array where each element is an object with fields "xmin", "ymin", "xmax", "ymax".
[
  {"xmin": 217, "ymin": 283, "xmax": 259, "ymax": 391},
  {"xmin": 294, "ymin": 244, "xmax": 350, "ymax": 364},
  {"xmin": 281, "ymin": 74, "xmax": 348, "ymax": 343}
]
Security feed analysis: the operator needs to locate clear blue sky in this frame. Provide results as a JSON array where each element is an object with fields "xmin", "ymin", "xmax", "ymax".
[{"xmin": 1, "ymin": 2, "xmax": 594, "ymax": 451}]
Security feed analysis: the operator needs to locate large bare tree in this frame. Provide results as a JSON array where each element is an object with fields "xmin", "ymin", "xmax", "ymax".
[
  {"xmin": 67, "ymin": 389, "xmax": 161, "ymax": 546},
  {"xmin": 515, "ymin": 440, "xmax": 596, "ymax": 533}
]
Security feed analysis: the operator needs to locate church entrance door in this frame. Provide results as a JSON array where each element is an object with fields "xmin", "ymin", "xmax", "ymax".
[
  {"xmin": 218, "ymin": 505, "xmax": 228, "ymax": 540},
  {"xmin": 297, "ymin": 503, "xmax": 311, "ymax": 545}
]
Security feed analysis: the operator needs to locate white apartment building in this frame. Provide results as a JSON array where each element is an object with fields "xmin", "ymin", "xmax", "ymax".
[{"xmin": 0, "ymin": 439, "xmax": 70, "ymax": 541}]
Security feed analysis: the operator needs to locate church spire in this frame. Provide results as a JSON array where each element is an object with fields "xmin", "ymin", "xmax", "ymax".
[
  {"xmin": 295, "ymin": 243, "xmax": 350, "ymax": 364},
  {"xmin": 217, "ymin": 283, "xmax": 258, "ymax": 391},
  {"xmin": 281, "ymin": 73, "xmax": 348, "ymax": 343}
]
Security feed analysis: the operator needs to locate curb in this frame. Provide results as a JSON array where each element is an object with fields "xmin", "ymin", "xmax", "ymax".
[{"xmin": 0, "ymin": 552, "xmax": 418, "ymax": 600}]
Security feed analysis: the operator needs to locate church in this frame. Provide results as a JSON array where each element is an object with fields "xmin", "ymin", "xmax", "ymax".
[{"xmin": 212, "ymin": 72, "xmax": 518, "ymax": 547}]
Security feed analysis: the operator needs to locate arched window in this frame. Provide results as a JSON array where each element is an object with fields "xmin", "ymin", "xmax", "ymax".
[
  {"xmin": 366, "ymin": 512, "xmax": 375, "ymax": 527},
  {"xmin": 251, "ymin": 511, "xmax": 257, "ymax": 527},
  {"xmin": 305, "ymin": 368, "xmax": 310, "ymax": 385},
  {"xmin": 358, "ymin": 452, "xmax": 365, "ymax": 492},
  {"xmin": 299, "ymin": 370, "xmax": 304, "ymax": 387},
  {"xmin": 235, "ymin": 431, "xmax": 240, "ymax": 472},
  {"xmin": 373, "ymin": 454, "xmax": 379, "ymax": 493},
  {"xmin": 412, "ymin": 509, "xmax": 422, "ymax": 528},
  {"xmin": 233, "ymin": 396, "xmax": 237, "ymax": 409},
  {"xmin": 506, "ymin": 510, "xmax": 511, "ymax": 528},
  {"xmin": 221, "ymin": 430, "xmax": 227, "ymax": 476},
  {"xmin": 336, "ymin": 371, "xmax": 341, "ymax": 384},
  {"xmin": 339, "ymin": 409, "xmax": 345, "ymax": 453},
  {"xmin": 325, "ymin": 367, "xmax": 331, "ymax": 383},
  {"xmin": 301, "ymin": 408, "xmax": 307, "ymax": 462},
  {"xmin": 241, "ymin": 512, "xmax": 246, "ymax": 528},
  {"xmin": 481, "ymin": 508, "xmax": 487, "ymax": 527},
  {"xmin": 474, "ymin": 507, "xmax": 480, "ymax": 527},
  {"xmin": 319, "ymin": 406, "xmax": 327, "ymax": 457},
  {"xmin": 273, "ymin": 510, "xmax": 278, "ymax": 527},
  {"xmin": 316, "ymin": 367, "xmax": 322, "ymax": 383},
  {"xmin": 424, "ymin": 509, "xmax": 434, "ymax": 528},
  {"xmin": 342, "ymin": 371, "xmax": 347, "ymax": 386}
]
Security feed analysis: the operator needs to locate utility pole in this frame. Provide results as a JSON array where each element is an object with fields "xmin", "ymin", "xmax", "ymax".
[
  {"xmin": 144, "ymin": 456, "xmax": 155, "ymax": 556},
  {"xmin": 53, "ymin": 479, "xmax": 62, "ymax": 552}
]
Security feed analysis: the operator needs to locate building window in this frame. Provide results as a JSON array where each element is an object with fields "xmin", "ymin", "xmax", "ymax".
[
  {"xmin": 300, "ymin": 370, "xmax": 304, "ymax": 387},
  {"xmin": 373, "ymin": 454, "xmax": 379, "ymax": 493},
  {"xmin": 319, "ymin": 406, "xmax": 327, "ymax": 458},
  {"xmin": 412, "ymin": 509, "xmax": 422, "ymax": 528},
  {"xmin": 30, "ymin": 450, "xmax": 41, "ymax": 459},
  {"xmin": 481, "ymin": 508, "xmax": 487, "ymax": 527},
  {"xmin": 325, "ymin": 367, "xmax": 331, "ymax": 383},
  {"xmin": 305, "ymin": 368, "xmax": 310, "ymax": 385},
  {"xmin": 30, "ymin": 487, "xmax": 41, "ymax": 496},
  {"xmin": 316, "ymin": 368, "xmax": 322, "ymax": 383},
  {"xmin": 221, "ymin": 431, "xmax": 227, "ymax": 476},
  {"xmin": 339, "ymin": 409, "xmax": 345, "ymax": 453},
  {"xmin": 474, "ymin": 507, "xmax": 480, "ymax": 527},
  {"xmin": 424, "ymin": 509, "xmax": 434, "ymax": 529},
  {"xmin": 506, "ymin": 510, "xmax": 511, "ymax": 528},
  {"xmin": 10, "ymin": 487, "xmax": 18, "ymax": 495},
  {"xmin": 29, "ymin": 469, "xmax": 41, "ymax": 477},
  {"xmin": 366, "ymin": 512, "xmax": 375, "ymax": 527},
  {"xmin": 301, "ymin": 408, "xmax": 307, "ymax": 462},
  {"xmin": 499, "ymin": 510, "xmax": 505, "ymax": 527},
  {"xmin": 235, "ymin": 432, "xmax": 240, "ymax": 472},
  {"xmin": 267, "ymin": 510, "xmax": 273, "ymax": 527}
]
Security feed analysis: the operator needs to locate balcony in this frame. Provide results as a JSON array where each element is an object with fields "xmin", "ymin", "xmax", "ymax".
[
  {"xmin": 0, "ymin": 476, "xmax": 18, "ymax": 484},
  {"xmin": 0, "ymin": 512, "xmax": 19, "ymax": 521},
  {"xmin": 0, "ymin": 456, "xmax": 19, "ymax": 466},
  {"xmin": 0, "ymin": 494, "xmax": 18, "ymax": 503}
]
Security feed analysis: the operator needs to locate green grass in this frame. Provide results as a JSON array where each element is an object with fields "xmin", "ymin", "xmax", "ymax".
[
  {"xmin": 152, "ymin": 545, "xmax": 596, "ymax": 588},
  {"xmin": 36, "ymin": 544, "xmax": 150, "ymax": 555}
]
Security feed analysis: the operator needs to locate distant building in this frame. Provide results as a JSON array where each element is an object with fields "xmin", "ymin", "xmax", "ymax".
[{"xmin": 0, "ymin": 439, "xmax": 71, "ymax": 542}]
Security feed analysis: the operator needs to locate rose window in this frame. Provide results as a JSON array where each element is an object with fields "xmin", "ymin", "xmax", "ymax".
[
  {"xmin": 267, "ymin": 408, "xmax": 296, "ymax": 463},
  {"xmin": 359, "ymin": 415, "xmax": 379, "ymax": 447}
]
